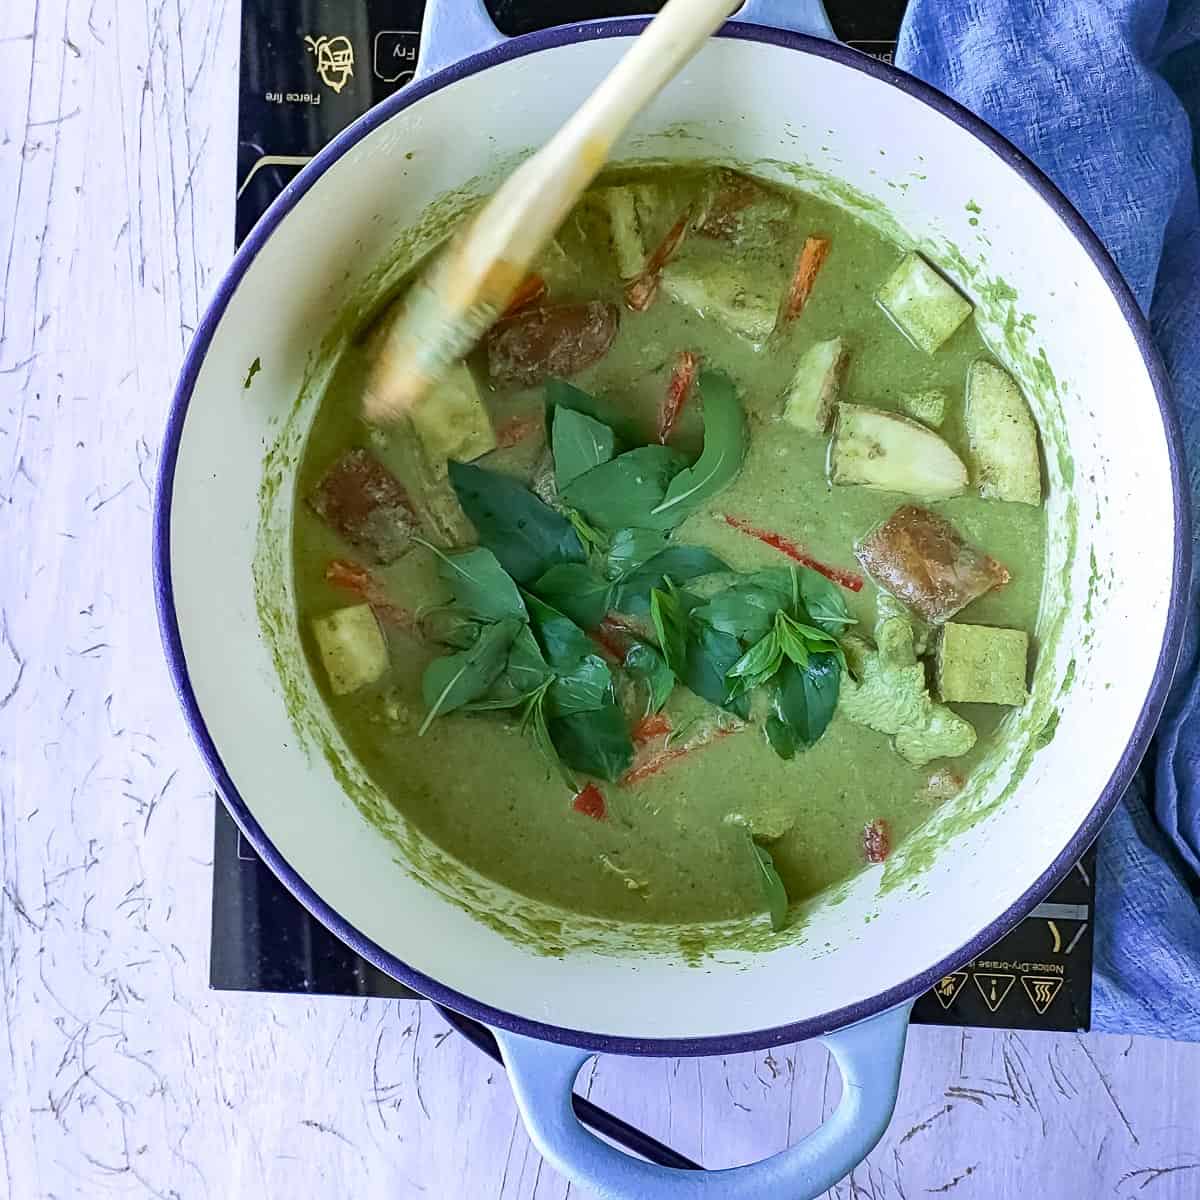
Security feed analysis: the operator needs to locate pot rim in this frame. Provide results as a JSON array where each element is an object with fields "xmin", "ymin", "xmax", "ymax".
[{"xmin": 154, "ymin": 18, "xmax": 1191, "ymax": 1056}]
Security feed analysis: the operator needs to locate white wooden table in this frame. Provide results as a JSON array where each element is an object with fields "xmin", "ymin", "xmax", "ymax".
[{"xmin": 3, "ymin": 3, "xmax": 1199, "ymax": 1196}]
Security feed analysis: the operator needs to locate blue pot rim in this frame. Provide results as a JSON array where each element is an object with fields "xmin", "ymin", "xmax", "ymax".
[{"xmin": 154, "ymin": 19, "xmax": 1191, "ymax": 1057}]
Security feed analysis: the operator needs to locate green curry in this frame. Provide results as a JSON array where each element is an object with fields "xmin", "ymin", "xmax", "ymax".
[{"xmin": 292, "ymin": 167, "xmax": 1046, "ymax": 930}]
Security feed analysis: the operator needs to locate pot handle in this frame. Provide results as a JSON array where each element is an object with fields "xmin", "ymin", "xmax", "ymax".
[
  {"xmin": 414, "ymin": 0, "xmax": 835, "ymax": 82},
  {"xmin": 492, "ymin": 1002, "xmax": 910, "ymax": 1200}
]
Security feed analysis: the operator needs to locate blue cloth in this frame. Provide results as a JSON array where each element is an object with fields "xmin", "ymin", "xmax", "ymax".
[{"xmin": 897, "ymin": 1, "xmax": 1200, "ymax": 1040}]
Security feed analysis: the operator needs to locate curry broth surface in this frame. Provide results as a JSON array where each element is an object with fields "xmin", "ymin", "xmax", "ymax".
[{"xmin": 293, "ymin": 169, "xmax": 1046, "ymax": 925}]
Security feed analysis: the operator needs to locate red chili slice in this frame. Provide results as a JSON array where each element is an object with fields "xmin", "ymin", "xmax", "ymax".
[
  {"xmin": 624, "ymin": 207, "xmax": 693, "ymax": 313},
  {"xmin": 721, "ymin": 514, "xmax": 864, "ymax": 592},
  {"xmin": 324, "ymin": 559, "xmax": 417, "ymax": 631},
  {"xmin": 657, "ymin": 350, "xmax": 700, "ymax": 444},
  {"xmin": 572, "ymin": 783, "xmax": 607, "ymax": 821},
  {"xmin": 863, "ymin": 819, "xmax": 891, "ymax": 864}
]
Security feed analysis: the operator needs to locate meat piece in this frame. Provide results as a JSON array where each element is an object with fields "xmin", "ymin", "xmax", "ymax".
[
  {"xmin": 695, "ymin": 170, "xmax": 765, "ymax": 239},
  {"xmin": 307, "ymin": 448, "xmax": 418, "ymax": 565},
  {"xmin": 486, "ymin": 302, "xmax": 619, "ymax": 387},
  {"xmin": 854, "ymin": 505, "xmax": 1010, "ymax": 624}
]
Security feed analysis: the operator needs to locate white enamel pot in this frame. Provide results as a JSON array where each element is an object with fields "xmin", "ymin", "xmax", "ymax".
[{"xmin": 155, "ymin": 2, "xmax": 1190, "ymax": 1195}]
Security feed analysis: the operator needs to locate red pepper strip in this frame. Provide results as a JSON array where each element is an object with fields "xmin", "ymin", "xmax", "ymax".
[
  {"xmin": 658, "ymin": 351, "xmax": 699, "ymax": 444},
  {"xmin": 779, "ymin": 235, "xmax": 830, "ymax": 326},
  {"xmin": 501, "ymin": 272, "xmax": 547, "ymax": 320},
  {"xmin": 324, "ymin": 559, "xmax": 418, "ymax": 630},
  {"xmin": 620, "ymin": 724, "xmax": 739, "ymax": 787},
  {"xmin": 863, "ymin": 819, "xmax": 891, "ymax": 864},
  {"xmin": 631, "ymin": 713, "xmax": 672, "ymax": 745},
  {"xmin": 720, "ymin": 514, "xmax": 864, "ymax": 593},
  {"xmin": 589, "ymin": 614, "xmax": 641, "ymax": 662},
  {"xmin": 624, "ymin": 207, "xmax": 693, "ymax": 313},
  {"xmin": 494, "ymin": 412, "xmax": 543, "ymax": 449},
  {"xmin": 572, "ymin": 783, "xmax": 607, "ymax": 820}
]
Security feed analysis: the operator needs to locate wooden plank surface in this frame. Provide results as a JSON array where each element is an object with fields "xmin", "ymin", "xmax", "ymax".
[{"xmin": 2, "ymin": 2, "xmax": 1198, "ymax": 1196}]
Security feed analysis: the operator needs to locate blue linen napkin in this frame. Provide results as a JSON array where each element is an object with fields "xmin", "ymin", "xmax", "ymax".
[{"xmin": 897, "ymin": 1, "xmax": 1200, "ymax": 1040}]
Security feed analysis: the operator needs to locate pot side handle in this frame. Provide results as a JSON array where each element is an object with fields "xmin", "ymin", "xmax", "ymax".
[
  {"xmin": 414, "ymin": 0, "xmax": 835, "ymax": 82},
  {"xmin": 492, "ymin": 1003, "xmax": 911, "ymax": 1200}
]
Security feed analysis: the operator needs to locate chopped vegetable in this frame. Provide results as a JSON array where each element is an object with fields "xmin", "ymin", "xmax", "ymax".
[
  {"xmin": 420, "ymin": 618, "xmax": 522, "ymax": 734},
  {"xmin": 863, "ymin": 819, "xmax": 891, "ymax": 863},
  {"xmin": 658, "ymin": 350, "xmax": 700, "ymax": 443},
  {"xmin": 625, "ymin": 207, "xmax": 693, "ymax": 312},
  {"xmin": 965, "ymin": 360, "xmax": 1042, "ymax": 505},
  {"xmin": 877, "ymin": 252, "xmax": 972, "ymax": 354},
  {"xmin": 921, "ymin": 768, "xmax": 964, "ymax": 803},
  {"xmin": 838, "ymin": 613, "xmax": 976, "ymax": 767},
  {"xmin": 448, "ymin": 461, "xmax": 586, "ymax": 584},
  {"xmin": 748, "ymin": 837, "xmax": 789, "ymax": 930},
  {"xmin": 501, "ymin": 272, "xmax": 548, "ymax": 319},
  {"xmin": 695, "ymin": 170, "xmax": 790, "ymax": 242},
  {"xmin": 486, "ymin": 302, "xmax": 620, "ymax": 386},
  {"xmin": 620, "ymin": 715, "xmax": 740, "ymax": 786},
  {"xmin": 572, "ymin": 783, "xmax": 607, "ymax": 820},
  {"xmin": 311, "ymin": 604, "xmax": 389, "ymax": 695},
  {"xmin": 494, "ymin": 411, "xmax": 544, "ymax": 449},
  {"xmin": 900, "ymin": 388, "xmax": 947, "ymax": 429},
  {"xmin": 598, "ymin": 186, "xmax": 645, "ymax": 280},
  {"xmin": 631, "ymin": 712, "xmax": 672, "ymax": 744},
  {"xmin": 855, "ymin": 505, "xmax": 1011, "ymax": 624},
  {"xmin": 661, "ymin": 258, "xmax": 778, "ymax": 343},
  {"xmin": 829, "ymin": 403, "xmax": 968, "ymax": 499},
  {"xmin": 552, "ymin": 407, "xmax": 616, "ymax": 490},
  {"xmin": 324, "ymin": 559, "xmax": 416, "ymax": 630},
  {"xmin": 778, "ymin": 235, "xmax": 830, "ymax": 326},
  {"xmin": 307, "ymin": 448, "xmax": 418, "ymax": 565},
  {"xmin": 721, "ymin": 513, "xmax": 864, "ymax": 592},
  {"xmin": 781, "ymin": 337, "xmax": 847, "ymax": 434},
  {"xmin": 409, "ymin": 362, "xmax": 496, "ymax": 463},
  {"xmin": 936, "ymin": 622, "xmax": 1029, "ymax": 706}
]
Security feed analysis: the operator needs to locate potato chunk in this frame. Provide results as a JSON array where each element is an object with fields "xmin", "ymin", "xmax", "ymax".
[
  {"xmin": 661, "ymin": 258, "xmax": 779, "ymax": 343},
  {"xmin": 312, "ymin": 605, "xmax": 388, "ymax": 695},
  {"xmin": 965, "ymin": 360, "xmax": 1042, "ymax": 505},
  {"xmin": 936, "ymin": 622, "xmax": 1029, "ymax": 706},
  {"xmin": 900, "ymin": 387, "xmax": 947, "ymax": 429},
  {"xmin": 782, "ymin": 338, "xmax": 846, "ymax": 434},
  {"xmin": 855, "ymin": 505, "xmax": 1011, "ymax": 624},
  {"xmin": 829, "ymin": 404, "xmax": 968, "ymax": 499},
  {"xmin": 877, "ymin": 253, "xmax": 973, "ymax": 353}
]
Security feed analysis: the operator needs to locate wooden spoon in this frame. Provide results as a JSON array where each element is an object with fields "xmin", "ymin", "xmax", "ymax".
[{"xmin": 363, "ymin": 0, "xmax": 742, "ymax": 424}]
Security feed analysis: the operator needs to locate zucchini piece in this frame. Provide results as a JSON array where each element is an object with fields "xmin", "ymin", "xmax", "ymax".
[
  {"xmin": 661, "ymin": 258, "xmax": 778, "ymax": 344},
  {"xmin": 598, "ymin": 186, "xmax": 645, "ymax": 280},
  {"xmin": 900, "ymin": 387, "xmax": 947, "ymax": 429},
  {"xmin": 781, "ymin": 338, "xmax": 847, "ymax": 434},
  {"xmin": 829, "ymin": 403, "xmax": 968, "ymax": 498},
  {"xmin": 936, "ymin": 621, "xmax": 1029, "ymax": 706},
  {"xmin": 965, "ymin": 360, "xmax": 1042, "ymax": 505},
  {"xmin": 312, "ymin": 604, "xmax": 389, "ymax": 695},
  {"xmin": 409, "ymin": 362, "xmax": 496, "ymax": 463},
  {"xmin": 877, "ymin": 253, "xmax": 973, "ymax": 354}
]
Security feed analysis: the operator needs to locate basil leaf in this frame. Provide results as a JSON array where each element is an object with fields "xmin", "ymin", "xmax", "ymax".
[
  {"xmin": 748, "ymin": 836, "xmax": 789, "ymax": 931},
  {"xmin": 774, "ymin": 617, "xmax": 812, "ymax": 669},
  {"xmin": 419, "ymin": 618, "xmax": 521, "ymax": 734},
  {"xmin": 533, "ymin": 563, "xmax": 613, "ymax": 630},
  {"xmin": 765, "ymin": 714, "xmax": 798, "ymax": 760},
  {"xmin": 505, "ymin": 625, "xmax": 554, "ymax": 693},
  {"xmin": 552, "ymin": 407, "xmax": 616, "ymax": 490},
  {"xmin": 691, "ymin": 572, "xmax": 793, "ymax": 643},
  {"xmin": 546, "ymin": 378, "xmax": 644, "ymax": 445},
  {"xmin": 624, "ymin": 641, "xmax": 675, "ymax": 714},
  {"xmin": 684, "ymin": 624, "xmax": 750, "ymax": 718},
  {"xmin": 549, "ymin": 704, "xmax": 635, "ymax": 782},
  {"xmin": 566, "ymin": 507, "xmax": 609, "ymax": 554},
  {"xmin": 651, "ymin": 371, "xmax": 746, "ymax": 521},
  {"xmin": 800, "ymin": 570, "xmax": 856, "ymax": 634},
  {"xmin": 425, "ymin": 544, "xmax": 528, "ymax": 621},
  {"xmin": 727, "ymin": 629, "xmax": 783, "ymax": 688},
  {"xmin": 524, "ymin": 684, "xmax": 580, "ymax": 791},
  {"xmin": 605, "ymin": 528, "xmax": 672, "ymax": 580},
  {"xmin": 449, "ymin": 461, "xmax": 585, "ymax": 584},
  {"xmin": 524, "ymin": 592, "xmax": 615, "ymax": 717},
  {"xmin": 611, "ymin": 546, "xmax": 729, "ymax": 615},
  {"xmin": 561, "ymin": 445, "xmax": 688, "ymax": 533},
  {"xmin": 770, "ymin": 653, "xmax": 841, "ymax": 754},
  {"xmin": 649, "ymin": 586, "xmax": 690, "ymax": 676}
]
